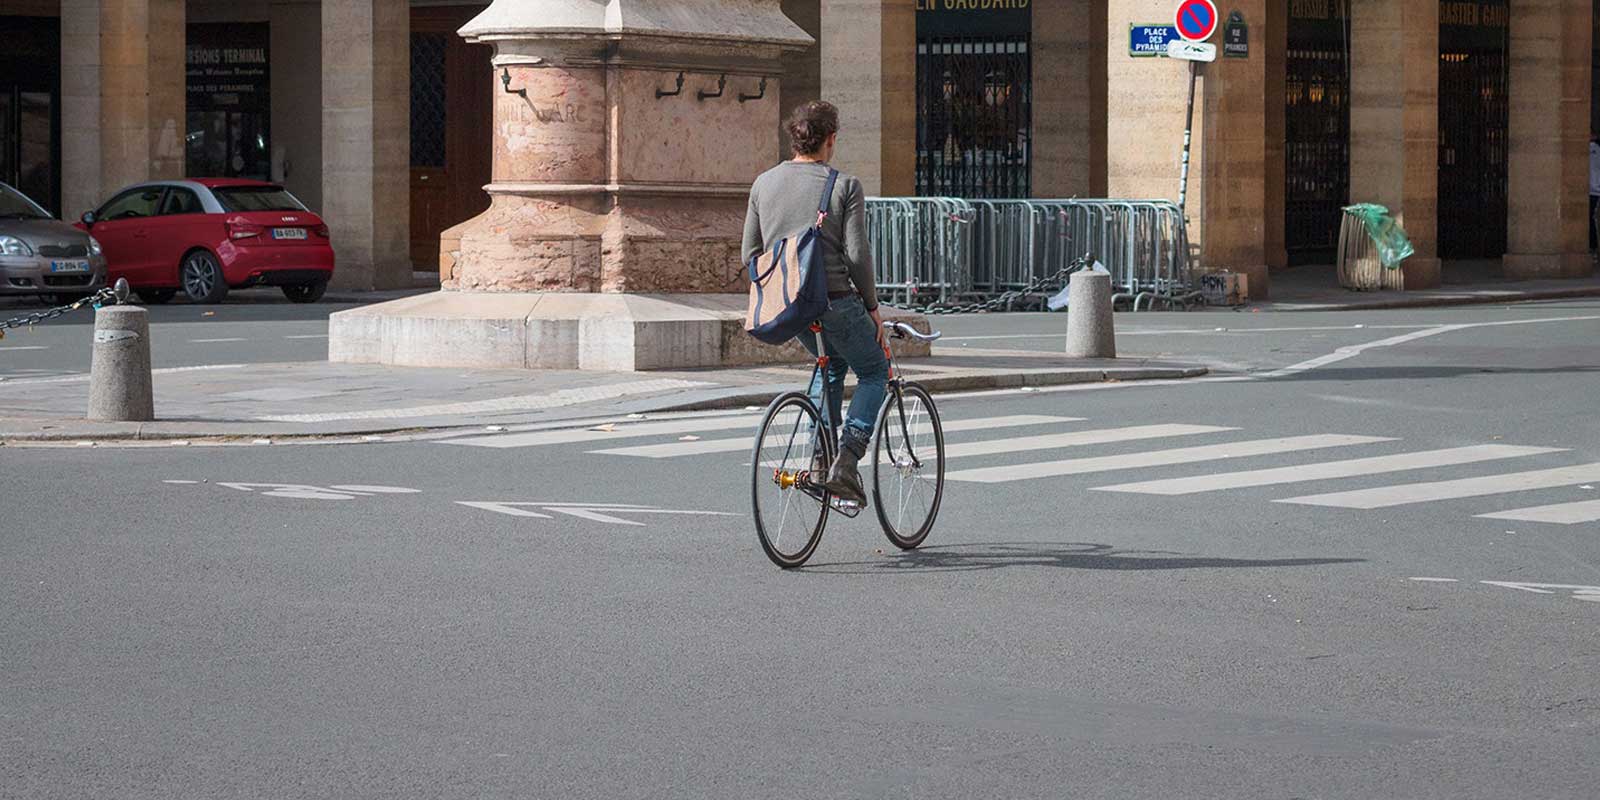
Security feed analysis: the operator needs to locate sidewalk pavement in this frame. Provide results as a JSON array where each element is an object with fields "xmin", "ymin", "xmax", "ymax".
[
  {"xmin": 1251, "ymin": 259, "xmax": 1600, "ymax": 311},
  {"xmin": 0, "ymin": 346, "xmax": 1206, "ymax": 443}
]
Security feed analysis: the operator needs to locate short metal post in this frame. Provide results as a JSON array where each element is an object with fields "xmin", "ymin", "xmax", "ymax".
[{"xmin": 88, "ymin": 302, "xmax": 154, "ymax": 421}]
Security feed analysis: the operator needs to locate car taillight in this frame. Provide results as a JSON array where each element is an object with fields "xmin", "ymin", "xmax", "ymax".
[
  {"xmin": 228, "ymin": 221, "xmax": 265, "ymax": 240},
  {"xmin": 314, "ymin": 224, "xmax": 329, "ymax": 238}
]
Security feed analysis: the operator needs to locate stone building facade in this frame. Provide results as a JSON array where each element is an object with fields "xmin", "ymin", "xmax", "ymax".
[{"xmin": 0, "ymin": 0, "xmax": 1595, "ymax": 298}]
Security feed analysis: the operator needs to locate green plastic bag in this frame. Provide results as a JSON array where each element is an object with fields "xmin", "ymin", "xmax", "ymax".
[{"xmin": 1343, "ymin": 203, "xmax": 1415, "ymax": 269}]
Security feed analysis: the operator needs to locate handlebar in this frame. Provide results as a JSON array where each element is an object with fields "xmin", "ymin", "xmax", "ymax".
[{"xmin": 883, "ymin": 320, "xmax": 942, "ymax": 343}]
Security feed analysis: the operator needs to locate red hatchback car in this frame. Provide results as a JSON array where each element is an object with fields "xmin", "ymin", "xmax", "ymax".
[{"xmin": 78, "ymin": 179, "xmax": 335, "ymax": 304}]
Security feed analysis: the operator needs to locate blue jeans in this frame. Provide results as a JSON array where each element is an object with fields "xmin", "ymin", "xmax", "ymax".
[{"xmin": 796, "ymin": 294, "xmax": 888, "ymax": 455}]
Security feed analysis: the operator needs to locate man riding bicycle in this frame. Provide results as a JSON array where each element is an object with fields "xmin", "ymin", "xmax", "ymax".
[{"xmin": 740, "ymin": 101, "xmax": 886, "ymax": 506}]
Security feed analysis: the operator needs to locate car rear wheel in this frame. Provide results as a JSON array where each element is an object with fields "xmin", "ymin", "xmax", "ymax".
[
  {"xmin": 282, "ymin": 279, "xmax": 328, "ymax": 304},
  {"xmin": 137, "ymin": 288, "xmax": 177, "ymax": 305},
  {"xmin": 180, "ymin": 250, "xmax": 228, "ymax": 304}
]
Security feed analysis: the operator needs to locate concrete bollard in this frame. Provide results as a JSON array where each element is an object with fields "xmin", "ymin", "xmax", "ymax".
[
  {"xmin": 1064, "ymin": 270, "xmax": 1116, "ymax": 359},
  {"xmin": 88, "ymin": 304, "xmax": 154, "ymax": 421}
]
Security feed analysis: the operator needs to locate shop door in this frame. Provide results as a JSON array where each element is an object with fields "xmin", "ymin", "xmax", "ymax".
[
  {"xmin": 0, "ymin": 17, "xmax": 61, "ymax": 216},
  {"xmin": 1284, "ymin": 0, "xmax": 1349, "ymax": 266},
  {"xmin": 410, "ymin": 6, "xmax": 493, "ymax": 271},
  {"xmin": 1437, "ymin": 1, "xmax": 1509, "ymax": 260}
]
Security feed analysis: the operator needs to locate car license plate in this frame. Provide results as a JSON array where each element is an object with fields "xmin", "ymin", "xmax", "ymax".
[
  {"xmin": 272, "ymin": 228, "xmax": 308, "ymax": 240},
  {"xmin": 50, "ymin": 261, "xmax": 90, "ymax": 274}
]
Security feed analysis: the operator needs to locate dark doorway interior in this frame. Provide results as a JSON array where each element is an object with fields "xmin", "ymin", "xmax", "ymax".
[
  {"xmin": 1437, "ymin": 0, "xmax": 1509, "ymax": 260},
  {"xmin": 1284, "ymin": 0, "xmax": 1350, "ymax": 266},
  {"xmin": 915, "ymin": 2, "xmax": 1032, "ymax": 198},
  {"xmin": 409, "ymin": 5, "xmax": 493, "ymax": 271},
  {"xmin": 186, "ymin": 23, "xmax": 272, "ymax": 181},
  {"xmin": 0, "ymin": 16, "xmax": 60, "ymax": 216}
]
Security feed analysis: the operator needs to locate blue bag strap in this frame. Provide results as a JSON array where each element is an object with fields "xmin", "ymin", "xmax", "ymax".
[{"xmin": 815, "ymin": 168, "xmax": 839, "ymax": 228}]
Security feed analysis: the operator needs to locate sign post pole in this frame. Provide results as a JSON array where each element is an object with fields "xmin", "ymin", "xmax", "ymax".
[
  {"xmin": 1171, "ymin": 0, "xmax": 1217, "ymax": 213},
  {"xmin": 1179, "ymin": 59, "xmax": 1196, "ymax": 212}
]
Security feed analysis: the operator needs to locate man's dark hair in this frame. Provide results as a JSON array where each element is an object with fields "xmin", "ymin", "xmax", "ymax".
[{"xmin": 786, "ymin": 101, "xmax": 840, "ymax": 156}]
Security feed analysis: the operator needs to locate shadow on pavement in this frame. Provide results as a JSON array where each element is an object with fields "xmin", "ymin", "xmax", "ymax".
[{"xmin": 806, "ymin": 542, "xmax": 1364, "ymax": 574}]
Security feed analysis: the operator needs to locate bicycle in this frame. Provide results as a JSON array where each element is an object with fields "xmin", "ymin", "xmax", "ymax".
[{"xmin": 750, "ymin": 319, "xmax": 947, "ymax": 568}]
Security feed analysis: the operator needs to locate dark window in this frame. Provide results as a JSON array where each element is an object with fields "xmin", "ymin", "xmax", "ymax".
[
  {"xmin": 185, "ymin": 23, "xmax": 271, "ymax": 180},
  {"xmin": 98, "ymin": 188, "xmax": 164, "ymax": 220},
  {"xmin": 410, "ymin": 33, "xmax": 448, "ymax": 168},
  {"xmin": 1285, "ymin": 2, "xmax": 1351, "ymax": 264},
  {"xmin": 212, "ymin": 185, "xmax": 307, "ymax": 212},
  {"xmin": 160, "ymin": 187, "xmax": 204, "ymax": 215},
  {"xmin": 916, "ymin": 37, "xmax": 1032, "ymax": 199}
]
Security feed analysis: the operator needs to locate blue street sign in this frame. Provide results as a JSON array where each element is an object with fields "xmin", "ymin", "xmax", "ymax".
[{"xmin": 1129, "ymin": 24, "xmax": 1180, "ymax": 57}]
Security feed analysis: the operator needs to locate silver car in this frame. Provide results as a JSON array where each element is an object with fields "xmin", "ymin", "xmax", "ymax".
[{"xmin": 0, "ymin": 182, "xmax": 109, "ymax": 301}]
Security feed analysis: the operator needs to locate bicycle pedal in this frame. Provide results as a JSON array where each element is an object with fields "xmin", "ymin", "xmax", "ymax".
[{"xmin": 830, "ymin": 497, "xmax": 866, "ymax": 517}]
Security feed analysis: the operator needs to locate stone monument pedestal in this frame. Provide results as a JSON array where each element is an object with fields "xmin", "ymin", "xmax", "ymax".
[{"xmin": 327, "ymin": 0, "xmax": 928, "ymax": 371}]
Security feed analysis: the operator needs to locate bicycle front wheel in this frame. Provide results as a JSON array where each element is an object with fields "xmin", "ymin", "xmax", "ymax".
[
  {"xmin": 872, "ymin": 382, "xmax": 945, "ymax": 550},
  {"xmin": 751, "ymin": 392, "xmax": 832, "ymax": 568}
]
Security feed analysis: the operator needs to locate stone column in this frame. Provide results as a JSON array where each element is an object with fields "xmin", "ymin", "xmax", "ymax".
[
  {"xmin": 321, "ymin": 0, "xmax": 410, "ymax": 291},
  {"xmin": 1034, "ymin": 0, "xmax": 1107, "ymax": 197},
  {"xmin": 779, "ymin": 0, "xmax": 823, "ymax": 159},
  {"xmin": 1349, "ymin": 0, "xmax": 1440, "ymax": 288},
  {"xmin": 1106, "ymin": 0, "xmax": 1272, "ymax": 296},
  {"xmin": 1504, "ymin": 0, "xmax": 1594, "ymax": 279},
  {"xmin": 60, "ymin": 0, "xmax": 185, "ymax": 220},
  {"xmin": 821, "ymin": 0, "xmax": 916, "ymax": 194}
]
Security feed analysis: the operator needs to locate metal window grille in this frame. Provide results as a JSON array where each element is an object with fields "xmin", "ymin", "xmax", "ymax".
[
  {"xmin": 915, "ymin": 36, "xmax": 1031, "ymax": 199},
  {"xmin": 410, "ymin": 33, "xmax": 448, "ymax": 169},
  {"xmin": 1437, "ymin": 18, "xmax": 1509, "ymax": 260}
]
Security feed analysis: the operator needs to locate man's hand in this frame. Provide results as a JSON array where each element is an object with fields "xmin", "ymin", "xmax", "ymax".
[{"xmin": 869, "ymin": 305, "xmax": 887, "ymax": 350}]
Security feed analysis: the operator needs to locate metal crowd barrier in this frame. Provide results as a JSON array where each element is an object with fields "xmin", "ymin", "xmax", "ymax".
[{"xmin": 865, "ymin": 197, "xmax": 1199, "ymax": 310}]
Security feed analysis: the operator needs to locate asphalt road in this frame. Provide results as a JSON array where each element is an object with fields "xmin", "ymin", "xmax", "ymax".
[{"xmin": 4, "ymin": 300, "xmax": 1600, "ymax": 798}]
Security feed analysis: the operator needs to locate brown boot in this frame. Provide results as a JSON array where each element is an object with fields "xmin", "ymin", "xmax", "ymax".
[{"xmin": 821, "ymin": 443, "xmax": 867, "ymax": 506}]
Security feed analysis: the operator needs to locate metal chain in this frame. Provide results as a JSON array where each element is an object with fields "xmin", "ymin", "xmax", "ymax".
[
  {"xmin": 884, "ymin": 256, "xmax": 1094, "ymax": 315},
  {"xmin": 0, "ymin": 287, "xmax": 119, "ymax": 340}
]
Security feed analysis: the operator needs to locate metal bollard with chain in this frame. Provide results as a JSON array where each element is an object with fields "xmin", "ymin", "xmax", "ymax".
[
  {"xmin": 0, "ymin": 279, "xmax": 130, "ymax": 340},
  {"xmin": 886, "ymin": 256, "xmax": 1095, "ymax": 315}
]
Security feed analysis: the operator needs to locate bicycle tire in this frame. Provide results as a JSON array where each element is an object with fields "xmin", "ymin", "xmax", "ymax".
[
  {"xmin": 871, "ymin": 382, "xmax": 945, "ymax": 550},
  {"xmin": 751, "ymin": 392, "xmax": 833, "ymax": 568}
]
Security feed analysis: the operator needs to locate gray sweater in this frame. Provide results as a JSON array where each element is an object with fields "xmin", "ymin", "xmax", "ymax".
[{"xmin": 741, "ymin": 160, "xmax": 879, "ymax": 310}]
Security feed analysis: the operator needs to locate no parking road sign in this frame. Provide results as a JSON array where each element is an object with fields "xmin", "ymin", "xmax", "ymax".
[{"xmin": 1174, "ymin": 0, "xmax": 1219, "ymax": 42}]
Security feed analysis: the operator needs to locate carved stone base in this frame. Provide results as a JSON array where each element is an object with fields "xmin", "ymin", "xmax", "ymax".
[{"xmin": 328, "ymin": 292, "xmax": 931, "ymax": 372}]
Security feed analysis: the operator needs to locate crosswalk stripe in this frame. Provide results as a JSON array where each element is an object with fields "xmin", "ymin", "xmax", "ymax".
[
  {"xmin": 446, "ymin": 415, "xmax": 763, "ymax": 449},
  {"xmin": 944, "ymin": 434, "xmax": 1395, "ymax": 484},
  {"xmin": 941, "ymin": 424, "xmax": 1235, "ymax": 459},
  {"xmin": 591, "ymin": 415, "xmax": 1083, "ymax": 459},
  {"xmin": 1096, "ymin": 445, "xmax": 1563, "ymax": 496},
  {"xmin": 1477, "ymin": 499, "xmax": 1600, "ymax": 525},
  {"xmin": 1281, "ymin": 461, "xmax": 1600, "ymax": 509}
]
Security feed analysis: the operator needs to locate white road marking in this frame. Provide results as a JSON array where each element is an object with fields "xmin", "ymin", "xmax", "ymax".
[
  {"xmin": 257, "ymin": 378, "xmax": 713, "ymax": 423},
  {"xmin": 1408, "ymin": 577, "xmax": 1460, "ymax": 583},
  {"xmin": 1481, "ymin": 581, "xmax": 1600, "ymax": 603},
  {"xmin": 450, "ymin": 414, "xmax": 766, "ymax": 449},
  {"xmin": 1280, "ymin": 462, "xmax": 1600, "ymax": 509},
  {"xmin": 944, "ymin": 434, "xmax": 1394, "ymax": 483},
  {"xmin": 943, "ymin": 424, "xmax": 1235, "ymax": 459},
  {"xmin": 162, "ymin": 479, "xmax": 200, "ymax": 485},
  {"xmin": 190, "ymin": 337, "xmax": 247, "ymax": 343},
  {"xmin": 328, "ymin": 485, "xmax": 421, "ymax": 494},
  {"xmin": 1477, "ymin": 499, "xmax": 1600, "ymax": 525},
  {"xmin": 206, "ymin": 482, "xmax": 419, "ymax": 500},
  {"xmin": 0, "ymin": 345, "xmax": 49, "ymax": 351},
  {"xmin": 457, "ymin": 501, "xmax": 736, "ymax": 526},
  {"xmin": 1098, "ymin": 445, "xmax": 1562, "ymax": 496},
  {"xmin": 590, "ymin": 415, "xmax": 1082, "ymax": 459},
  {"xmin": 943, "ymin": 324, "xmax": 1430, "ymax": 341},
  {"xmin": 284, "ymin": 334, "xmax": 329, "ymax": 339}
]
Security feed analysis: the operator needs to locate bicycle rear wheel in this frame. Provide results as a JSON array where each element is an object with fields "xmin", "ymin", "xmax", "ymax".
[
  {"xmin": 751, "ymin": 392, "xmax": 833, "ymax": 568},
  {"xmin": 872, "ymin": 382, "xmax": 945, "ymax": 550}
]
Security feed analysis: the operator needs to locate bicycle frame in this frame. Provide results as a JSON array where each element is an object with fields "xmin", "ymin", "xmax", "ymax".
[{"xmin": 805, "ymin": 321, "xmax": 925, "ymax": 472}]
